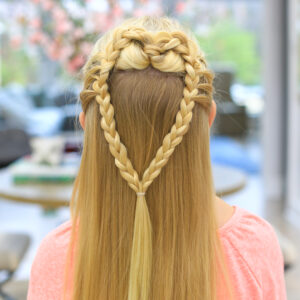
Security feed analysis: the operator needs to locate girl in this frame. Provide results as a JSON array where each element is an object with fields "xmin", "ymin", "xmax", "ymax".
[{"xmin": 27, "ymin": 16, "xmax": 286, "ymax": 300}]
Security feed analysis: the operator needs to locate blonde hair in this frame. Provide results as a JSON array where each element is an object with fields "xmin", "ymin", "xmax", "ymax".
[{"xmin": 65, "ymin": 16, "xmax": 234, "ymax": 300}]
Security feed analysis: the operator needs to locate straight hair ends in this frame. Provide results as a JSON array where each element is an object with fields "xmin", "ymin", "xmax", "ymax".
[{"xmin": 64, "ymin": 17, "xmax": 235, "ymax": 300}]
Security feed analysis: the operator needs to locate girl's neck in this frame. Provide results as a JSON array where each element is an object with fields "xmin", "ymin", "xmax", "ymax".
[{"xmin": 215, "ymin": 196, "xmax": 235, "ymax": 229}]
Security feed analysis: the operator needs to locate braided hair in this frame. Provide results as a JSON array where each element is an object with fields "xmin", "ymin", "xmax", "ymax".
[
  {"xmin": 79, "ymin": 24, "xmax": 213, "ymax": 300},
  {"xmin": 66, "ymin": 16, "xmax": 234, "ymax": 300}
]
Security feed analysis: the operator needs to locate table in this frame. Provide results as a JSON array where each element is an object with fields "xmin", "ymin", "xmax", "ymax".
[
  {"xmin": 212, "ymin": 164, "xmax": 247, "ymax": 196},
  {"xmin": 0, "ymin": 164, "xmax": 246, "ymax": 209}
]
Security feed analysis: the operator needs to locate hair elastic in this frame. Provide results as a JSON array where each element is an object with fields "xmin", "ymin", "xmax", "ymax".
[{"xmin": 136, "ymin": 192, "xmax": 146, "ymax": 197}]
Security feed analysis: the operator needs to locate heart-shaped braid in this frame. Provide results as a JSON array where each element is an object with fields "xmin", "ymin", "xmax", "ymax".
[{"xmin": 80, "ymin": 26, "xmax": 213, "ymax": 300}]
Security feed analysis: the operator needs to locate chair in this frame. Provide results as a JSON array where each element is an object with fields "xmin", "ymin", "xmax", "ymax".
[
  {"xmin": 212, "ymin": 68, "xmax": 248, "ymax": 136},
  {"xmin": 0, "ymin": 129, "xmax": 31, "ymax": 169},
  {"xmin": 0, "ymin": 129, "xmax": 32, "ymax": 299},
  {"xmin": 274, "ymin": 228, "xmax": 298, "ymax": 271},
  {"xmin": 0, "ymin": 233, "xmax": 30, "ymax": 300}
]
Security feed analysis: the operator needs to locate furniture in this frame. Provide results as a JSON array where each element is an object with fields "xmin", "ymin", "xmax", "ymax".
[
  {"xmin": 210, "ymin": 136, "xmax": 260, "ymax": 174},
  {"xmin": 212, "ymin": 68, "xmax": 248, "ymax": 136},
  {"xmin": 0, "ymin": 233, "xmax": 30, "ymax": 300},
  {"xmin": 0, "ymin": 130, "xmax": 31, "ymax": 169},
  {"xmin": 0, "ymin": 164, "xmax": 247, "ymax": 209},
  {"xmin": 0, "ymin": 281, "xmax": 28, "ymax": 300},
  {"xmin": 0, "ymin": 130, "xmax": 32, "ymax": 299},
  {"xmin": 212, "ymin": 164, "xmax": 246, "ymax": 196}
]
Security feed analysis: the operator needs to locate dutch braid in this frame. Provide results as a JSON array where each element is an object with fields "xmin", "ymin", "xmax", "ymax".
[{"xmin": 80, "ymin": 26, "xmax": 214, "ymax": 300}]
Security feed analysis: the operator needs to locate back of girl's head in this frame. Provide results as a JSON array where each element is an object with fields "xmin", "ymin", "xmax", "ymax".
[{"xmin": 67, "ymin": 16, "xmax": 233, "ymax": 300}]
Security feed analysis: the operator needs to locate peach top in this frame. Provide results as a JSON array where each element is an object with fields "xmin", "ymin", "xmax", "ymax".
[{"xmin": 27, "ymin": 205, "xmax": 287, "ymax": 299}]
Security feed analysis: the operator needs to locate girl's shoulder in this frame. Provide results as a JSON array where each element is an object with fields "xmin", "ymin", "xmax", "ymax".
[
  {"xmin": 27, "ymin": 220, "xmax": 72, "ymax": 299},
  {"xmin": 218, "ymin": 205, "xmax": 282, "ymax": 250},
  {"xmin": 45, "ymin": 219, "xmax": 73, "ymax": 244},
  {"xmin": 35, "ymin": 219, "xmax": 73, "ymax": 256},
  {"xmin": 218, "ymin": 205, "xmax": 283, "ymax": 259},
  {"xmin": 219, "ymin": 205, "xmax": 286, "ymax": 299}
]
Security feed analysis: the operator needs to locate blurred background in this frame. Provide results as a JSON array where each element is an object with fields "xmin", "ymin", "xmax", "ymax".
[{"xmin": 0, "ymin": 0, "xmax": 299, "ymax": 299}]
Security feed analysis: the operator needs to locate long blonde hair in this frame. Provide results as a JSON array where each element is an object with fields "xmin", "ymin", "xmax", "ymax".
[{"xmin": 65, "ymin": 16, "xmax": 234, "ymax": 300}]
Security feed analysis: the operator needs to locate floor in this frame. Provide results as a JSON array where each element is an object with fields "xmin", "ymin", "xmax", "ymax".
[{"xmin": 0, "ymin": 174, "xmax": 299, "ymax": 299}]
